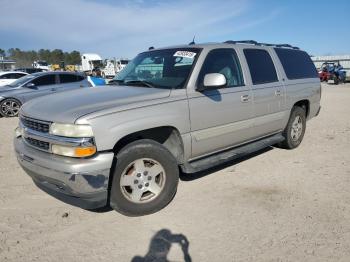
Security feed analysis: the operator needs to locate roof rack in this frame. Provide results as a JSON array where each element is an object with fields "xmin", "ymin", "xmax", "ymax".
[
  {"xmin": 224, "ymin": 40, "xmax": 258, "ymax": 45},
  {"xmin": 224, "ymin": 40, "xmax": 300, "ymax": 50}
]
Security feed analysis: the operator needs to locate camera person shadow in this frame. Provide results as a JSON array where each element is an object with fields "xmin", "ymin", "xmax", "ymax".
[{"xmin": 131, "ymin": 229, "xmax": 192, "ymax": 262}]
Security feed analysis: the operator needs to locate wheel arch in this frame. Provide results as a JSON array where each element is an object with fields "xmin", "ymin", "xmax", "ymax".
[
  {"xmin": 293, "ymin": 99, "xmax": 310, "ymax": 118},
  {"xmin": 112, "ymin": 126, "xmax": 185, "ymax": 165}
]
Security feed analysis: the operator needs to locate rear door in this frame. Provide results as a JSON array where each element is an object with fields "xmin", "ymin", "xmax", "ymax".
[
  {"xmin": 243, "ymin": 48, "xmax": 286, "ymax": 139},
  {"xmin": 188, "ymin": 48, "xmax": 254, "ymax": 158},
  {"xmin": 55, "ymin": 74, "xmax": 86, "ymax": 92}
]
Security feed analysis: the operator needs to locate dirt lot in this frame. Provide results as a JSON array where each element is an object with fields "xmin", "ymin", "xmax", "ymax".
[{"xmin": 0, "ymin": 84, "xmax": 350, "ymax": 262}]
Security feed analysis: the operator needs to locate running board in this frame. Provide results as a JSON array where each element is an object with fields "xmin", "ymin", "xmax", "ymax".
[{"xmin": 180, "ymin": 133, "xmax": 284, "ymax": 173}]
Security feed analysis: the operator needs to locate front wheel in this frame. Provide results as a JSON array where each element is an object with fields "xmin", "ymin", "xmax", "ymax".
[
  {"xmin": 0, "ymin": 98, "xmax": 22, "ymax": 117},
  {"xmin": 278, "ymin": 106, "xmax": 306, "ymax": 149},
  {"xmin": 109, "ymin": 139, "xmax": 179, "ymax": 216}
]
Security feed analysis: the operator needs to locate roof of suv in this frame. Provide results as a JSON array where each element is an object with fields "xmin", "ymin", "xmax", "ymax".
[{"xmin": 148, "ymin": 40, "xmax": 301, "ymax": 52}]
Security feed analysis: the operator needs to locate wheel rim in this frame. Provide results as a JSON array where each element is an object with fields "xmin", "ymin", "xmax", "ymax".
[
  {"xmin": 120, "ymin": 158, "xmax": 166, "ymax": 203},
  {"xmin": 1, "ymin": 100, "xmax": 20, "ymax": 117},
  {"xmin": 291, "ymin": 115, "xmax": 303, "ymax": 141}
]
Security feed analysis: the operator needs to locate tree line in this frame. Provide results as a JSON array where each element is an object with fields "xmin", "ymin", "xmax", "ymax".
[{"xmin": 0, "ymin": 48, "xmax": 81, "ymax": 67}]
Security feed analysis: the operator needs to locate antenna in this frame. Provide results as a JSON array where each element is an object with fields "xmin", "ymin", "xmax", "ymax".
[{"xmin": 189, "ymin": 35, "xmax": 196, "ymax": 45}]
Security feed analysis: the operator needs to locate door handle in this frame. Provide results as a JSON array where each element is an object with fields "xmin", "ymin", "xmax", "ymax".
[
  {"xmin": 275, "ymin": 90, "xmax": 281, "ymax": 96},
  {"xmin": 51, "ymin": 88, "xmax": 57, "ymax": 91},
  {"xmin": 240, "ymin": 94, "xmax": 250, "ymax": 102}
]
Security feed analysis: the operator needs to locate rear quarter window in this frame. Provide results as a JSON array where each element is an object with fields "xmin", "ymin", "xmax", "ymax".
[
  {"xmin": 243, "ymin": 49, "xmax": 278, "ymax": 85},
  {"xmin": 274, "ymin": 48, "xmax": 318, "ymax": 80},
  {"xmin": 59, "ymin": 74, "xmax": 81, "ymax": 83}
]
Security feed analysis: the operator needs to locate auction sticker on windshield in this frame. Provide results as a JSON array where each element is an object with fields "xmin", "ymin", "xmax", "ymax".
[{"xmin": 174, "ymin": 51, "xmax": 196, "ymax": 59}]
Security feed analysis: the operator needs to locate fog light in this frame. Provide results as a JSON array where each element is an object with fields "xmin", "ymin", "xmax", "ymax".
[
  {"xmin": 15, "ymin": 127, "xmax": 23, "ymax": 138},
  {"xmin": 51, "ymin": 144, "xmax": 96, "ymax": 158}
]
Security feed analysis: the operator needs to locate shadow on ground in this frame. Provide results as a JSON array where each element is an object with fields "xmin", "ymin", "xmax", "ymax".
[{"xmin": 131, "ymin": 229, "xmax": 192, "ymax": 262}]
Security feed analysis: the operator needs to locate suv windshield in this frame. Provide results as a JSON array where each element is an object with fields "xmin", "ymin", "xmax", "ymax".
[
  {"xmin": 112, "ymin": 48, "xmax": 201, "ymax": 89},
  {"xmin": 7, "ymin": 75, "xmax": 36, "ymax": 87}
]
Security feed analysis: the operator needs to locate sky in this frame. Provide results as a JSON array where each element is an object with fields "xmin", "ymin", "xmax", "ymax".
[{"xmin": 0, "ymin": 0, "xmax": 349, "ymax": 59}]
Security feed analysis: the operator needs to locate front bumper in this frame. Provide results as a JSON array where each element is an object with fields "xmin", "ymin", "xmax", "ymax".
[{"xmin": 14, "ymin": 136, "xmax": 114, "ymax": 209}]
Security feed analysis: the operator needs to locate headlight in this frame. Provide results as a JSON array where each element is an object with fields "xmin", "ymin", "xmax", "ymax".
[
  {"xmin": 52, "ymin": 144, "xmax": 96, "ymax": 158},
  {"xmin": 0, "ymin": 96, "xmax": 4, "ymax": 101},
  {"xmin": 49, "ymin": 123, "xmax": 94, "ymax": 137}
]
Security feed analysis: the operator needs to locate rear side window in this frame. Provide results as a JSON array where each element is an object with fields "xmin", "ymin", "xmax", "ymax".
[
  {"xmin": 31, "ymin": 75, "xmax": 56, "ymax": 86},
  {"xmin": 13, "ymin": 73, "xmax": 26, "ymax": 79},
  {"xmin": 0, "ymin": 74, "xmax": 11, "ymax": 79},
  {"xmin": 274, "ymin": 48, "xmax": 318, "ymax": 79},
  {"xmin": 59, "ymin": 74, "xmax": 80, "ymax": 83},
  {"xmin": 0, "ymin": 73, "xmax": 23, "ymax": 79},
  {"xmin": 198, "ymin": 48, "xmax": 244, "ymax": 88},
  {"xmin": 244, "ymin": 49, "xmax": 278, "ymax": 85}
]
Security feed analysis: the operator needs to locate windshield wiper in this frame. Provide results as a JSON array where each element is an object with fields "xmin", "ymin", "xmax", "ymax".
[
  {"xmin": 124, "ymin": 80, "xmax": 157, "ymax": 88},
  {"xmin": 108, "ymin": 79, "xmax": 124, "ymax": 85}
]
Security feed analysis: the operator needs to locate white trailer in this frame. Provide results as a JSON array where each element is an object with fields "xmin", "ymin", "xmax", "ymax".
[
  {"xmin": 101, "ymin": 59, "xmax": 116, "ymax": 78},
  {"xmin": 101, "ymin": 58, "xmax": 129, "ymax": 79},
  {"xmin": 115, "ymin": 59, "xmax": 129, "ymax": 73},
  {"xmin": 81, "ymin": 53, "xmax": 103, "ymax": 76},
  {"xmin": 32, "ymin": 61, "xmax": 50, "ymax": 71}
]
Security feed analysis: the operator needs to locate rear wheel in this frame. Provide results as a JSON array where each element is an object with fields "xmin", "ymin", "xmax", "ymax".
[
  {"xmin": 0, "ymin": 98, "xmax": 22, "ymax": 117},
  {"xmin": 334, "ymin": 75, "xmax": 339, "ymax": 85},
  {"xmin": 278, "ymin": 106, "xmax": 306, "ymax": 149},
  {"xmin": 109, "ymin": 139, "xmax": 179, "ymax": 216}
]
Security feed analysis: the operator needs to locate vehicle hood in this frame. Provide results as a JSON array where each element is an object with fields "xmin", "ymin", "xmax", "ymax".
[
  {"xmin": 0, "ymin": 86, "xmax": 30, "ymax": 97},
  {"xmin": 20, "ymin": 85, "xmax": 171, "ymax": 123}
]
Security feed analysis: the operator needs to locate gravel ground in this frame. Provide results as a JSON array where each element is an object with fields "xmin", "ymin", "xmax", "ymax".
[{"xmin": 0, "ymin": 84, "xmax": 350, "ymax": 262}]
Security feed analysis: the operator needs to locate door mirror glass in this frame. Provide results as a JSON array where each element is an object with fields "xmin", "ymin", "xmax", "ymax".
[
  {"xmin": 197, "ymin": 73, "xmax": 226, "ymax": 91},
  {"xmin": 25, "ymin": 82, "xmax": 37, "ymax": 89}
]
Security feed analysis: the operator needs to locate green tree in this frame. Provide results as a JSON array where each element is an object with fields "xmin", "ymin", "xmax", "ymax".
[
  {"xmin": 68, "ymin": 50, "xmax": 81, "ymax": 65},
  {"xmin": 5, "ymin": 48, "xmax": 83, "ymax": 67},
  {"xmin": 38, "ymin": 49, "xmax": 51, "ymax": 62},
  {"xmin": 50, "ymin": 49, "xmax": 64, "ymax": 64},
  {"xmin": 0, "ymin": 48, "xmax": 5, "ymax": 58}
]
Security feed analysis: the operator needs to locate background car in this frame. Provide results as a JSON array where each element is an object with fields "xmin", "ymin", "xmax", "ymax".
[
  {"xmin": 14, "ymin": 68, "xmax": 46, "ymax": 74},
  {"xmin": 0, "ymin": 71, "xmax": 28, "ymax": 87},
  {"xmin": 0, "ymin": 71, "xmax": 91, "ymax": 117}
]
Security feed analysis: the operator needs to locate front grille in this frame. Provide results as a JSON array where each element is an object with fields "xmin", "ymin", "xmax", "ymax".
[
  {"xmin": 24, "ymin": 137, "xmax": 50, "ymax": 151},
  {"xmin": 21, "ymin": 117, "xmax": 50, "ymax": 133}
]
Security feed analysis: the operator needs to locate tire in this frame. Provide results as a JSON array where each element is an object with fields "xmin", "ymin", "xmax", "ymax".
[
  {"xmin": 278, "ymin": 106, "xmax": 306, "ymax": 149},
  {"xmin": 0, "ymin": 98, "xmax": 22, "ymax": 117},
  {"xmin": 109, "ymin": 139, "xmax": 179, "ymax": 216},
  {"xmin": 334, "ymin": 75, "xmax": 339, "ymax": 85}
]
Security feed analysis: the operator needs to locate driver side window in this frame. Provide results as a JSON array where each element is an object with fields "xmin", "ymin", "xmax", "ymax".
[
  {"xmin": 31, "ymin": 75, "xmax": 56, "ymax": 87},
  {"xmin": 198, "ymin": 48, "xmax": 244, "ymax": 88}
]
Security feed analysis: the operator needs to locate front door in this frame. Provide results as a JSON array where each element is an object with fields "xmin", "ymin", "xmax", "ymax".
[
  {"xmin": 187, "ymin": 48, "xmax": 254, "ymax": 159},
  {"xmin": 22, "ymin": 74, "xmax": 57, "ymax": 101}
]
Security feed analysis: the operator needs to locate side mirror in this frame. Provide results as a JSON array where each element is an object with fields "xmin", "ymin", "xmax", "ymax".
[
  {"xmin": 197, "ymin": 73, "xmax": 226, "ymax": 92},
  {"xmin": 25, "ymin": 82, "xmax": 37, "ymax": 89}
]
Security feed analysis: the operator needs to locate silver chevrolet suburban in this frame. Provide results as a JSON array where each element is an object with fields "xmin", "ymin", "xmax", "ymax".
[{"xmin": 14, "ymin": 41, "xmax": 321, "ymax": 216}]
